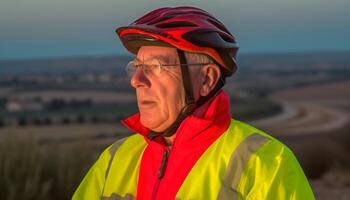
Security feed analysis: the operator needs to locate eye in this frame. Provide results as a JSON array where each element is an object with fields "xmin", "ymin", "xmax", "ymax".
[
  {"xmin": 145, "ymin": 64, "xmax": 161, "ymax": 75},
  {"xmin": 134, "ymin": 63, "xmax": 143, "ymax": 69}
]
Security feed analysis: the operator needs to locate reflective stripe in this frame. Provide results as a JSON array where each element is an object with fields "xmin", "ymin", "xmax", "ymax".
[
  {"xmin": 101, "ymin": 193, "xmax": 135, "ymax": 200},
  {"xmin": 106, "ymin": 137, "xmax": 128, "ymax": 179},
  {"xmin": 218, "ymin": 133, "xmax": 270, "ymax": 200},
  {"xmin": 101, "ymin": 137, "xmax": 128, "ymax": 197},
  {"xmin": 102, "ymin": 134, "xmax": 146, "ymax": 197}
]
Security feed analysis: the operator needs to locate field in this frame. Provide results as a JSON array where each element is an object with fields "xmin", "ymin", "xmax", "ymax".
[{"xmin": 9, "ymin": 90, "xmax": 136, "ymax": 104}]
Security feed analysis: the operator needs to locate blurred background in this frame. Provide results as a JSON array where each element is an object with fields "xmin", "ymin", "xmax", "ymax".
[{"xmin": 0, "ymin": 0, "xmax": 349, "ymax": 199}]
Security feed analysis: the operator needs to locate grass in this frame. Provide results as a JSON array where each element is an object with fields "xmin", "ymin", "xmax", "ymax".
[{"xmin": 0, "ymin": 133, "xmax": 102, "ymax": 200}]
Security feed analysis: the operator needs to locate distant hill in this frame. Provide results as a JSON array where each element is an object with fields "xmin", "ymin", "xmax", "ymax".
[
  {"xmin": 239, "ymin": 51, "xmax": 350, "ymax": 62},
  {"xmin": 0, "ymin": 55, "xmax": 132, "ymax": 76},
  {"xmin": 0, "ymin": 51, "xmax": 349, "ymax": 76},
  {"xmin": 237, "ymin": 51, "xmax": 350, "ymax": 72}
]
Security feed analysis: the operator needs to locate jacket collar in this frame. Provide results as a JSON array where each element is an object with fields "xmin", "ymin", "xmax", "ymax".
[{"xmin": 121, "ymin": 90, "xmax": 231, "ymax": 147}]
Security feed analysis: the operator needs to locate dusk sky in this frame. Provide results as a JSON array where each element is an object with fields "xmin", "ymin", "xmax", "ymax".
[{"xmin": 1, "ymin": 0, "xmax": 349, "ymax": 60}]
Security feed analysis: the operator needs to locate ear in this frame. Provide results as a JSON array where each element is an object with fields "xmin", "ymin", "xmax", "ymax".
[{"xmin": 199, "ymin": 64, "xmax": 221, "ymax": 96}]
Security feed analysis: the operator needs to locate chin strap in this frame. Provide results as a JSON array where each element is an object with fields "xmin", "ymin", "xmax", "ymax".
[{"xmin": 147, "ymin": 49, "xmax": 224, "ymax": 141}]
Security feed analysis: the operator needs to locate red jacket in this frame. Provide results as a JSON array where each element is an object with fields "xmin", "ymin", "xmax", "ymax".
[{"xmin": 122, "ymin": 90, "xmax": 231, "ymax": 200}]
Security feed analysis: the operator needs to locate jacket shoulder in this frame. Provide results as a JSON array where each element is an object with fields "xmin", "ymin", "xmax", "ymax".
[
  {"xmin": 72, "ymin": 134, "xmax": 146, "ymax": 200},
  {"xmin": 229, "ymin": 120, "xmax": 314, "ymax": 199}
]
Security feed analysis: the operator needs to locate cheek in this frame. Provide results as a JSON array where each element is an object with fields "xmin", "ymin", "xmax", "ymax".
[
  {"xmin": 157, "ymin": 80, "xmax": 185, "ymax": 115},
  {"xmin": 165, "ymin": 85, "xmax": 185, "ymax": 115}
]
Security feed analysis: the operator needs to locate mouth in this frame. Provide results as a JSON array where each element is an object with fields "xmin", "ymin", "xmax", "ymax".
[{"xmin": 139, "ymin": 100, "xmax": 156, "ymax": 106}]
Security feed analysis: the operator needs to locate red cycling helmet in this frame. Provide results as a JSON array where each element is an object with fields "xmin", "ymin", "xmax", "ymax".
[{"xmin": 116, "ymin": 6, "xmax": 239, "ymax": 77}]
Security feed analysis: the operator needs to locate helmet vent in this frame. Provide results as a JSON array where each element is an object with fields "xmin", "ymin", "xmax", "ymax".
[
  {"xmin": 207, "ymin": 19, "xmax": 231, "ymax": 34},
  {"xmin": 219, "ymin": 33, "xmax": 235, "ymax": 43},
  {"xmin": 156, "ymin": 21, "xmax": 197, "ymax": 28},
  {"xmin": 147, "ymin": 15, "xmax": 175, "ymax": 25}
]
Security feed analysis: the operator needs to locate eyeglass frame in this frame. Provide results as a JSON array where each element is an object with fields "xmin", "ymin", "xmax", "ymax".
[{"xmin": 125, "ymin": 59, "xmax": 214, "ymax": 78}]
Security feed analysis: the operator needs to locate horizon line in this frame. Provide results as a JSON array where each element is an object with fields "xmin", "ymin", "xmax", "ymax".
[{"xmin": 1, "ymin": 49, "xmax": 350, "ymax": 63}]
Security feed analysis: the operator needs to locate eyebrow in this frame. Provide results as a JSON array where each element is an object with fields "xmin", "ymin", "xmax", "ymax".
[{"xmin": 135, "ymin": 54, "xmax": 175, "ymax": 64}]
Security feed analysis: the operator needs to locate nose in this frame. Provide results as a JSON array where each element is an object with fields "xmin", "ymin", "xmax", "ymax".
[{"xmin": 130, "ymin": 67, "xmax": 150, "ymax": 88}]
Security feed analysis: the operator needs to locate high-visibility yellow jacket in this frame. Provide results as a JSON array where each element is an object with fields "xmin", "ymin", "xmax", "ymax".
[{"xmin": 73, "ymin": 91, "xmax": 315, "ymax": 200}]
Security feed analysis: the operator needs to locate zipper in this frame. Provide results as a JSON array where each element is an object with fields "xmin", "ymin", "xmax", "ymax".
[{"xmin": 151, "ymin": 147, "xmax": 170, "ymax": 200}]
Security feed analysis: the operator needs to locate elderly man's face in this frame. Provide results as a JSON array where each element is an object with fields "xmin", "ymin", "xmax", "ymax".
[{"xmin": 131, "ymin": 46, "xmax": 192, "ymax": 132}]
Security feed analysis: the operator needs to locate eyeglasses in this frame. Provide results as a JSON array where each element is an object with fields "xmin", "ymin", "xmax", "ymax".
[{"xmin": 125, "ymin": 60, "xmax": 213, "ymax": 77}]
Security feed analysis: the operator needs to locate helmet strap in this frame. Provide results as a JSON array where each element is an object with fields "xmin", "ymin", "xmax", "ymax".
[{"xmin": 177, "ymin": 49, "xmax": 196, "ymax": 106}]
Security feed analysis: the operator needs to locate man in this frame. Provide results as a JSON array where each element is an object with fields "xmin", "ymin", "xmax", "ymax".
[{"xmin": 73, "ymin": 6, "xmax": 315, "ymax": 200}]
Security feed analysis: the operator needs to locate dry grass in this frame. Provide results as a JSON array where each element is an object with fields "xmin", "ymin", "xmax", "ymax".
[
  {"xmin": 0, "ymin": 124, "xmax": 129, "ymax": 141},
  {"xmin": 0, "ymin": 133, "xmax": 101, "ymax": 200},
  {"xmin": 311, "ymin": 164, "xmax": 350, "ymax": 200}
]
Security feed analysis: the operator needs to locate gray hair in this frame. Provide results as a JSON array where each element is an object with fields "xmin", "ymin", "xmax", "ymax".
[
  {"xmin": 184, "ymin": 51, "xmax": 224, "ymax": 85},
  {"xmin": 184, "ymin": 52, "xmax": 215, "ymax": 65}
]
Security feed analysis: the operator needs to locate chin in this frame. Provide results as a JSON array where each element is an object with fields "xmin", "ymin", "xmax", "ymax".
[
  {"xmin": 140, "ymin": 114, "xmax": 165, "ymax": 132},
  {"xmin": 140, "ymin": 114, "xmax": 156, "ymax": 129}
]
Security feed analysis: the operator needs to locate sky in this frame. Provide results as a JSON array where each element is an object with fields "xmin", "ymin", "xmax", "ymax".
[{"xmin": 0, "ymin": 0, "xmax": 349, "ymax": 60}]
